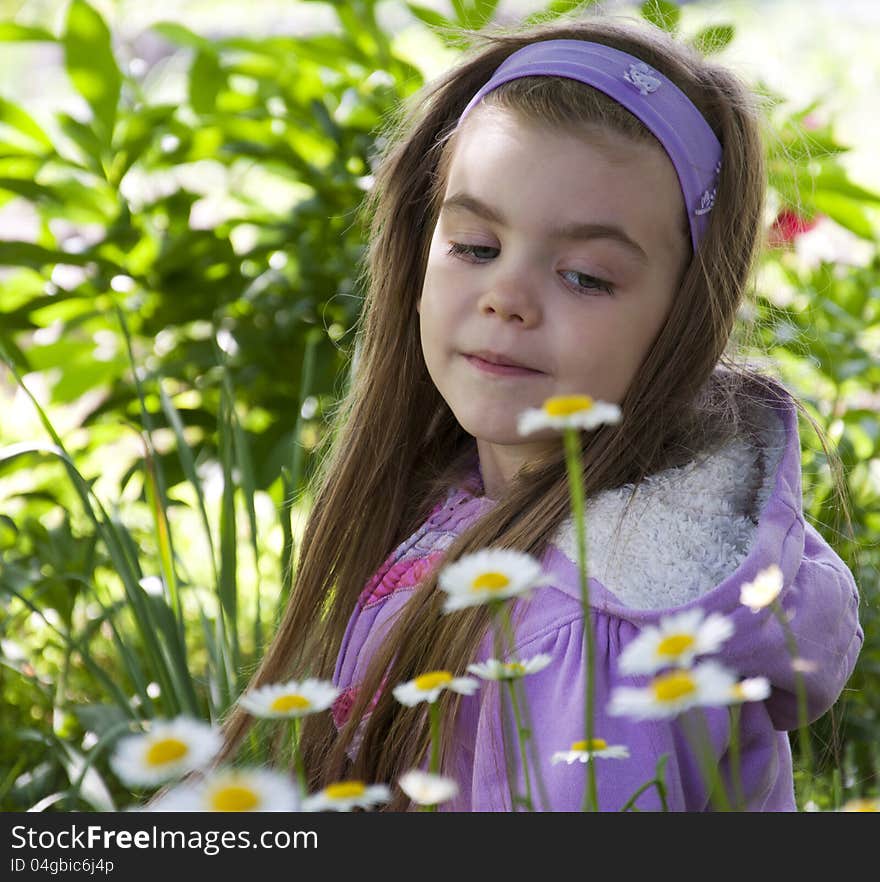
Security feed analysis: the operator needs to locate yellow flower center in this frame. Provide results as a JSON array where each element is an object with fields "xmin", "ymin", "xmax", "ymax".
[
  {"xmin": 544, "ymin": 394, "xmax": 594, "ymax": 416},
  {"xmin": 571, "ymin": 739, "xmax": 607, "ymax": 751},
  {"xmin": 652, "ymin": 670, "xmax": 697, "ymax": 703},
  {"xmin": 471, "ymin": 571, "xmax": 510, "ymax": 593},
  {"xmin": 414, "ymin": 671, "xmax": 453, "ymax": 691},
  {"xmin": 145, "ymin": 737, "xmax": 189, "ymax": 767},
  {"xmin": 325, "ymin": 781, "xmax": 366, "ymax": 800},
  {"xmin": 209, "ymin": 784, "xmax": 260, "ymax": 812},
  {"xmin": 504, "ymin": 662, "xmax": 526, "ymax": 676},
  {"xmin": 270, "ymin": 693, "xmax": 311, "ymax": 712},
  {"xmin": 731, "ymin": 684, "xmax": 746, "ymax": 701},
  {"xmin": 656, "ymin": 633, "xmax": 696, "ymax": 657},
  {"xmin": 843, "ymin": 799, "xmax": 878, "ymax": 812}
]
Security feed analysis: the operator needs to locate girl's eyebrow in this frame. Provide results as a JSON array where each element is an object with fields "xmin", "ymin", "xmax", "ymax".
[{"xmin": 441, "ymin": 191, "xmax": 648, "ymax": 262}]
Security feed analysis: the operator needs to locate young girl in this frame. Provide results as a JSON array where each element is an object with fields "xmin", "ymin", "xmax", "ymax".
[{"xmin": 222, "ymin": 16, "xmax": 863, "ymax": 811}]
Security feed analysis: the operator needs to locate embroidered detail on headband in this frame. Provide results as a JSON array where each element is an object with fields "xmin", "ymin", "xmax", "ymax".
[
  {"xmin": 695, "ymin": 162, "xmax": 722, "ymax": 217},
  {"xmin": 694, "ymin": 187, "xmax": 716, "ymax": 216},
  {"xmin": 623, "ymin": 62, "xmax": 662, "ymax": 96}
]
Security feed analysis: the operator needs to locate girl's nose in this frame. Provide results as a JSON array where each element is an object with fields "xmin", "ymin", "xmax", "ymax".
[{"xmin": 478, "ymin": 265, "xmax": 542, "ymax": 326}]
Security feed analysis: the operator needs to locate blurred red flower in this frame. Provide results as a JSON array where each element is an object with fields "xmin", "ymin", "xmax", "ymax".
[{"xmin": 768, "ymin": 209, "xmax": 820, "ymax": 247}]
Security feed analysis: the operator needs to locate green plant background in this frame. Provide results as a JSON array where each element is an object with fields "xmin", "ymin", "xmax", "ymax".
[{"xmin": 0, "ymin": 0, "xmax": 877, "ymax": 811}]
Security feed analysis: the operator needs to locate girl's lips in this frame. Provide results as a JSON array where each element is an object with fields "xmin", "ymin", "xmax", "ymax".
[{"xmin": 463, "ymin": 354, "xmax": 544, "ymax": 377}]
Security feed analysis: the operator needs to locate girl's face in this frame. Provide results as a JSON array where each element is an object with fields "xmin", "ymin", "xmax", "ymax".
[{"xmin": 418, "ymin": 106, "xmax": 690, "ymax": 497}]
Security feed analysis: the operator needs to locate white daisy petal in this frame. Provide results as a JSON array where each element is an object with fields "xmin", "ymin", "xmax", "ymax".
[
  {"xmin": 517, "ymin": 394, "xmax": 622, "ymax": 437},
  {"xmin": 467, "ymin": 654, "xmax": 552, "ymax": 681},
  {"xmin": 303, "ymin": 781, "xmax": 391, "ymax": 812},
  {"xmin": 140, "ymin": 767, "xmax": 300, "ymax": 812},
  {"xmin": 730, "ymin": 676, "xmax": 771, "ymax": 703},
  {"xmin": 439, "ymin": 547, "xmax": 552, "ymax": 613},
  {"xmin": 392, "ymin": 671, "xmax": 480, "ymax": 707},
  {"xmin": 609, "ymin": 660, "xmax": 739, "ymax": 720},
  {"xmin": 398, "ymin": 770, "xmax": 459, "ymax": 806},
  {"xmin": 238, "ymin": 678, "xmax": 340, "ymax": 719},
  {"xmin": 618, "ymin": 609, "xmax": 735, "ymax": 676},
  {"xmin": 110, "ymin": 716, "xmax": 222, "ymax": 788},
  {"xmin": 551, "ymin": 738, "xmax": 630, "ymax": 764},
  {"xmin": 739, "ymin": 564, "xmax": 784, "ymax": 612}
]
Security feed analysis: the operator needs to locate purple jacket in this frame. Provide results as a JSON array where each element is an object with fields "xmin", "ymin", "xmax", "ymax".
[{"xmin": 332, "ymin": 383, "xmax": 863, "ymax": 810}]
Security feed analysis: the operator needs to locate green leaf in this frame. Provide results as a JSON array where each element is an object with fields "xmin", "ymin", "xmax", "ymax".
[
  {"xmin": 448, "ymin": 0, "xmax": 499, "ymax": 29},
  {"xmin": 812, "ymin": 192, "xmax": 877, "ymax": 240},
  {"xmin": 0, "ymin": 241, "xmax": 122, "ymax": 274},
  {"xmin": 151, "ymin": 20, "xmax": 218, "ymax": 54},
  {"xmin": 0, "ymin": 178, "xmax": 63, "ymax": 206},
  {"xmin": 691, "ymin": 24, "xmax": 735, "ymax": 55},
  {"xmin": 56, "ymin": 112, "xmax": 106, "ymax": 175},
  {"xmin": 0, "ymin": 97, "xmax": 54, "ymax": 149},
  {"xmin": 110, "ymin": 103, "xmax": 178, "ymax": 183},
  {"xmin": 468, "ymin": 0, "xmax": 501, "ymax": 30},
  {"xmin": 405, "ymin": 2, "xmax": 454, "ymax": 29},
  {"xmin": 62, "ymin": 0, "xmax": 121, "ymax": 146},
  {"xmin": 0, "ymin": 23, "xmax": 57, "ymax": 42},
  {"xmin": 190, "ymin": 50, "xmax": 226, "ymax": 116},
  {"xmin": 640, "ymin": 0, "xmax": 680, "ymax": 33},
  {"xmin": 525, "ymin": 0, "xmax": 599, "ymax": 25},
  {"xmin": 814, "ymin": 164, "xmax": 880, "ymax": 204}
]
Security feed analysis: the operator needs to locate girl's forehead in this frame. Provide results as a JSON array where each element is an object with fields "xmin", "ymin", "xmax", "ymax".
[
  {"xmin": 446, "ymin": 105, "xmax": 667, "ymax": 187},
  {"xmin": 441, "ymin": 107, "xmax": 688, "ymax": 257}
]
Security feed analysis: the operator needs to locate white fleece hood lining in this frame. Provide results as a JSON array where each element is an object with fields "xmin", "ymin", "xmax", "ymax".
[{"xmin": 550, "ymin": 402, "xmax": 789, "ymax": 611}]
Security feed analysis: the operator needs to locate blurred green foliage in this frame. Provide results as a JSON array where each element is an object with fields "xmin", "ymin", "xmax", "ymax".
[{"xmin": 0, "ymin": 0, "xmax": 877, "ymax": 811}]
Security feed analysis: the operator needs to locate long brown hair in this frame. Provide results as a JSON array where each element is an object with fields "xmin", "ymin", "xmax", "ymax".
[{"xmin": 218, "ymin": 14, "xmax": 855, "ymax": 808}]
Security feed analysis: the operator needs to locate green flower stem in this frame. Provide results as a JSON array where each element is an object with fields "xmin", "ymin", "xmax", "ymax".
[
  {"xmin": 498, "ymin": 601, "xmax": 548, "ymax": 811},
  {"xmin": 491, "ymin": 612, "xmax": 521, "ymax": 811},
  {"xmin": 497, "ymin": 604, "xmax": 550, "ymax": 812},
  {"xmin": 290, "ymin": 717, "xmax": 307, "ymax": 798},
  {"xmin": 680, "ymin": 710, "xmax": 731, "ymax": 812},
  {"xmin": 563, "ymin": 427, "xmax": 598, "ymax": 813},
  {"xmin": 503, "ymin": 678, "xmax": 534, "ymax": 812},
  {"xmin": 770, "ymin": 598, "xmax": 813, "ymax": 791},
  {"xmin": 728, "ymin": 704, "xmax": 746, "ymax": 811},
  {"xmin": 424, "ymin": 702, "xmax": 441, "ymax": 812}
]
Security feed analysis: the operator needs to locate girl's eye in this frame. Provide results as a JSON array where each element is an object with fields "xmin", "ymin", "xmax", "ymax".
[
  {"xmin": 448, "ymin": 242, "xmax": 614, "ymax": 296},
  {"xmin": 447, "ymin": 242, "xmax": 498, "ymax": 261},
  {"xmin": 560, "ymin": 270, "xmax": 614, "ymax": 294}
]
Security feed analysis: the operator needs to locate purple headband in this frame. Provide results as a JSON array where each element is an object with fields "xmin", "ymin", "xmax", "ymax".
[{"xmin": 456, "ymin": 39, "xmax": 723, "ymax": 252}]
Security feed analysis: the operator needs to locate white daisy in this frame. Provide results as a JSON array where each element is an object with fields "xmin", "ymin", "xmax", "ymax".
[
  {"xmin": 467, "ymin": 654, "xmax": 552, "ymax": 681},
  {"xmin": 551, "ymin": 738, "xmax": 630, "ymax": 764},
  {"xmin": 839, "ymin": 798, "xmax": 880, "ymax": 812},
  {"xmin": 303, "ymin": 780, "xmax": 391, "ymax": 812},
  {"xmin": 608, "ymin": 660, "xmax": 739, "ymax": 720},
  {"xmin": 618, "ymin": 609, "xmax": 735, "ymax": 676},
  {"xmin": 143, "ymin": 767, "xmax": 300, "ymax": 812},
  {"xmin": 438, "ymin": 547, "xmax": 553, "ymax": 613},
  {"xmin": 238, "ymin": 678, "xmax": 340, "ymax": 719},
  {"xmin": 517, "ymin": 394, "xmax": 622, "ymax": 436},
  {"xmin": 110, "ymin": 716, "xmax": 222, "ymax": 788},
  {"xmin": 730, "ymin": 677, "xmax": 771, "ymax": 703},
  {"xmin": 740, "ymin": 564, "xmax": 784, "ymax": 612},
  {"xmin": 392, "ymin": 670, "xmax": 480, "ymax": 707},
  {"xmin": 398, "ymin": 770, "xmax": 459, "ymax": 806}
]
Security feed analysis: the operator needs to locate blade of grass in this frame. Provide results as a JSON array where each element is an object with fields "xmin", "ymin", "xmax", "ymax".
[
  {"xmin": 280, "ymin": 327, "xmax": 320, "ymax": 618},
  {"xmin": 115, "ymin": 306, "xmax": 184, "ymax": 634},
  {"xmin": 217, "ymin": 379, "xmax": 240, "ymax": 673},
  {"xmin": 157, "ymin": 379, "xmax": 220, "ymax": 588},
  {"xmin": 225, "ymin": 366, "xmax": 263, "ymax": 674}
]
